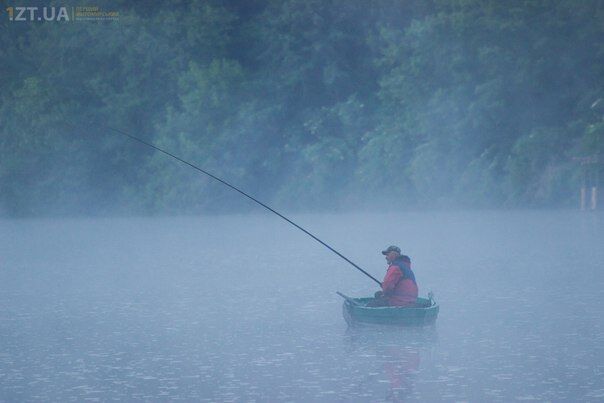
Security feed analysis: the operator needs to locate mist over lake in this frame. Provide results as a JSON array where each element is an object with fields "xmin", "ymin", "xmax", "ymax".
[
  {"xmin": 2, "ymin": 1, "xmax": 604, "ymax": 400},
  {"xmin": 2, "ymin": 211, "xmax": 603, "ymax": 401}
]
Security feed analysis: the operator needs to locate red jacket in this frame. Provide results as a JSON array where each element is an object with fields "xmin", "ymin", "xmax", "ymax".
[{"xmin": 381, "ymin": 259, "xmax": 418, "ymax": 306}]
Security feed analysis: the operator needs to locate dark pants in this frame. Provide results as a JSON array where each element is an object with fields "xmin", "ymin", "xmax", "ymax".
[{"xmin": 367, "ymin": 297, "xmax": 390, "ymax": 307}]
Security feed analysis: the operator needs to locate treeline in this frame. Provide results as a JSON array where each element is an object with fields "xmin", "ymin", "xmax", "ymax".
[{"xmin": 1, "ymin": 0, "xmax": 603, "ymax": 216}]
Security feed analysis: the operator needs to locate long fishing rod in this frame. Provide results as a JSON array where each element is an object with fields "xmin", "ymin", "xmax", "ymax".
[{"xmin": 103, "ymin": 125, "xmax": 382, "ymax": 286}]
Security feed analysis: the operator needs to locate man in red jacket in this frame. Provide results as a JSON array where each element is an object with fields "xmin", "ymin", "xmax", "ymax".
[{"xmin": 370, "ymin": 245, "xmax": 418, "ymax": 307}]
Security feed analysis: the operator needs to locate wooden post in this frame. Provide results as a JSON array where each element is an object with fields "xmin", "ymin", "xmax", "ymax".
[{"xmin": 575, "ymin": 155, "xmax": 600, "ymax": 211}]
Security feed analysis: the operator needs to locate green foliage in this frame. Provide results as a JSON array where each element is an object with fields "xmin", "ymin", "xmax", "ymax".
[
  {"xmin": 1, "ymin": 0, "xmax": 603, "ymax": 215},
  {"xmin": 582, "ymin": 121, "xmax": 604, "ymax": 156},
  {"xmin": 275, "ymin": 96, "xmax": 371, "ymax": 209},
  {"xmin": 506, "ymin": 127, "xmax": 575, "ymax": 206}
]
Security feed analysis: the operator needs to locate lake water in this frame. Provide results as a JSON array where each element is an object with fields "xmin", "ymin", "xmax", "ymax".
[{"xmin": 1, "ymin": 211, "xmax": 603, "ymax": 401}]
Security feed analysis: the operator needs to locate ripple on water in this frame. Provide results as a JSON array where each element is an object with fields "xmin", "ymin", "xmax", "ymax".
[{"xmin": 2, "ymin": 213, "xmax": 604, "ymax": 401}]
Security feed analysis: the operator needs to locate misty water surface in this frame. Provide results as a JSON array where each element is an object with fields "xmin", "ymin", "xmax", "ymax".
[{"xmin": 1, "ymin": 211, "xmax": 603, "ymax": 401}]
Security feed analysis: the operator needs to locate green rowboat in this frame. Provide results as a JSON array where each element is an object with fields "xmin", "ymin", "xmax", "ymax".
[{"xmin": 338, "ymin": 292, "xmax": 439, "ymax": 326}]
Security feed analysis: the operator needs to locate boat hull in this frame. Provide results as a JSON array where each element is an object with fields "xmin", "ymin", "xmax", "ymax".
[{"xmin": 343, "ymin": 297, "xmax": 439, "ymax": 326}]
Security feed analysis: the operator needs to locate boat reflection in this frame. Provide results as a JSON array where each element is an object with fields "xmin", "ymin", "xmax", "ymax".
[{"xmin": 344, "ymin": 325, "xmax": 437, "ymax": 402}]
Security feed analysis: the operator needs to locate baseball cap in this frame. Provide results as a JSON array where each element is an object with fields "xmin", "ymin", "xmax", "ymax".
[{"xmin": 381, "ymin": 245, "xmax": 401, "ymax": 255}]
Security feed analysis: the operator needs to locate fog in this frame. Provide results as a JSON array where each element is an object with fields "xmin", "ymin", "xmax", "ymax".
[
  {"xmin": 2, "ymin": 1, "xmax": 603, "ymax": 216},
  {"xmin": 2, "ymin": 1, "xmax": 604, "ymax": 401},
  {"xmin": 2, "ymin": 211, "xmax": 603, "ymax": 400}
]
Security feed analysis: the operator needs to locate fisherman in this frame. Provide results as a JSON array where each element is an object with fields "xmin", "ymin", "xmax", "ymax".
[{"xmin": 369, "ymin": 245, "xmax": 418, "ymax": 307}]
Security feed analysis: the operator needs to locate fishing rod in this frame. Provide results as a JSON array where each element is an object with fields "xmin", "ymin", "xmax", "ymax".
[{"xmin": 103, "ymin": 125, "xmax": 382, "ymax": 286}]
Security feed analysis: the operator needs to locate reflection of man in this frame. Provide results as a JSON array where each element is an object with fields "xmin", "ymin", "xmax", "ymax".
[
  {"xmin": 371, "ymin": 245, "xmax": 418, "ymax": 307},
  {"xmin": 384, "ymin": 345, "xmax": 420, "ymax": 402}
]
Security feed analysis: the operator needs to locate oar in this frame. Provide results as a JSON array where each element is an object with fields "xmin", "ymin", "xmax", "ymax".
[{"xmin": 336, "ymin": 291, "xmax": 361, "ymax": 306}]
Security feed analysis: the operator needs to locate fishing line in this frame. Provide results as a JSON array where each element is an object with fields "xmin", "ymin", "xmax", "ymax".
[{"xmin": 101, "ymin": 125, "xmax": 381, "ymax": 286}]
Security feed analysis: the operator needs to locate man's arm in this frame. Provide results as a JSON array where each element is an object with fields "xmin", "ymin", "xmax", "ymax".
[{"xmin": 381, "ymin": 266, "xmax": 402, "ymax": 296}]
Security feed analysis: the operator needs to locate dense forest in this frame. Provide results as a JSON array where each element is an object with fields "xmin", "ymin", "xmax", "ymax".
[{"xmin": 1, "ymin": 0, "xmax": 603, "ymax": 216}]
